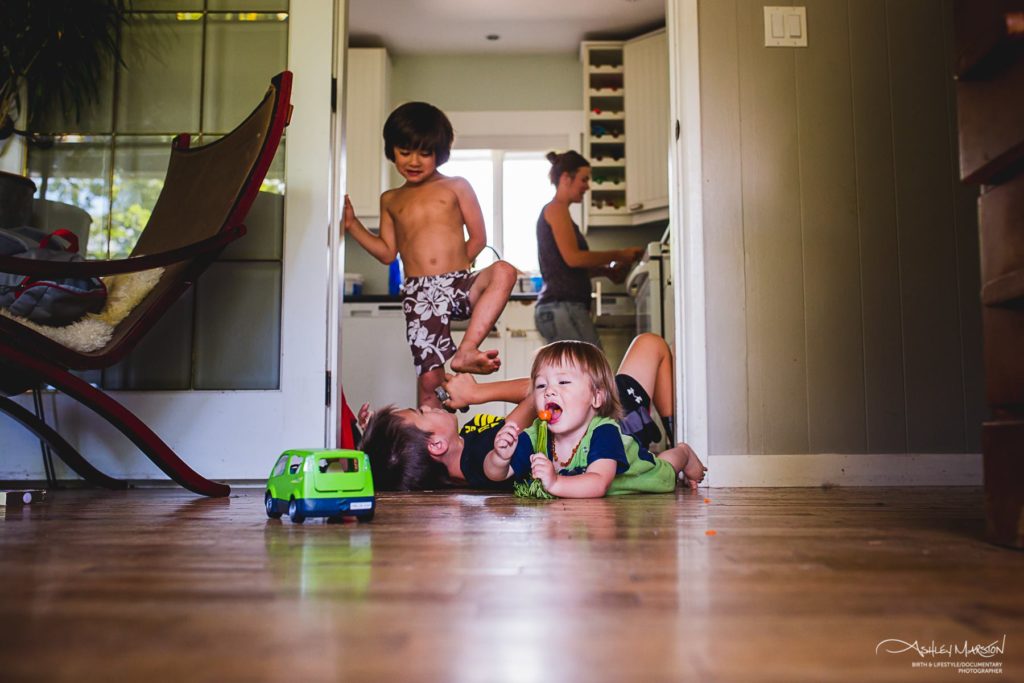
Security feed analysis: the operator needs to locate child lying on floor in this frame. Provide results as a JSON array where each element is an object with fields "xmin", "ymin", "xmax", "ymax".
[
  {"xmin": 358, "ymin": 333, "xmax": 705, "ymax": 494},
  {"xmin": 483, "ymin": 339, "xmax": 704, "ymax": 497}
]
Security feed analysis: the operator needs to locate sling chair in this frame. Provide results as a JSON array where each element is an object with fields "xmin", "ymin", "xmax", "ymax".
[{"xmin": 0, "ymin": 71, "xmax": 293, "ymax": 497}]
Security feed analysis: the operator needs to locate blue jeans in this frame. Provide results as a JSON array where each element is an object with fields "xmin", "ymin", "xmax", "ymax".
[{"xmin": 534, "ymin": 301, "xmax": 603, "ymax": 348}]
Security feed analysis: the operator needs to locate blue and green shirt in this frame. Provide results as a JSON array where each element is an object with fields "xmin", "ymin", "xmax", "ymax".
[{"xmin": 509, "ymin": 416, "xmax": 677, "ymax": 495}]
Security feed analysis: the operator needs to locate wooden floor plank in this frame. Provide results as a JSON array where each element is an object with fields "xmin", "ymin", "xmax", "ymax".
[{"xmin": 0, "ymin": 487, "xmax": 1021, "ymax": 682}]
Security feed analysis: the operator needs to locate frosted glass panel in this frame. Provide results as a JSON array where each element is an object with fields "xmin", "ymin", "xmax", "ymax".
[
  {"xmin": 118, "ymin": 14, "xmax": 202, "ymax": 133},
  {"xmin": 203, "ymin": 15, "xmax": 288, "ymax": 133},
  {"xmin": 111, "ymin": 137, "xmax": 174, "ymax": 258},
  {"xmin": 26, "ymin": 137, "xmax": 112, "ymax": 260},
  {"xmin": 35, "ymin": 62, "xmax": 115, "ymax": 134},
  {"xmin": 102, "ymin": 293, "xmax": 194, "ymax": 390},
  {"xmin": 220, "ymin": 190, "xmax": 284, "ymax": 260},
  {"xmin": 194, "ymin": 262, "xmax": 281, "ymax": 389}
]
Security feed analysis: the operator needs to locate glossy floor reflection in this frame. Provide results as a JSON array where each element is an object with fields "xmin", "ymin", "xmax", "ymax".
[{"xmin": 0, "ymin": 487, "xmax": 1021, "ymax": 682}]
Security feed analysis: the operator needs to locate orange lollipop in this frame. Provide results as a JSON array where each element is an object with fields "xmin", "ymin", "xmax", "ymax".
[{"xmin": 536, "ymin": 409, "xmax": 551, "ymax": 455}]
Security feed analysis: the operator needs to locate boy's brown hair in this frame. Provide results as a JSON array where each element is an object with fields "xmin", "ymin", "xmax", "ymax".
[
  {"xmin": 359, "ymin": 406, "xmax": 450, "ymax": 491},
  {"xmin": 531, "ymin": 340, "xmax": 623, "ymax": 420},
  {"xmin": 383, "ymin": 101, "xmax": 454, "ymax": 165}
]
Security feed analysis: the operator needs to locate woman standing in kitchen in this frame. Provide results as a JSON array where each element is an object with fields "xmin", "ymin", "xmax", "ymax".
[{"xmin": 534, "ymin": 150, "xmax": 643, "ymax": 346}]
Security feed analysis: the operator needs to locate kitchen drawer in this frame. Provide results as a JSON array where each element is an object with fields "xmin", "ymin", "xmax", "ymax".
[
  {"xmin": 957, "ymin": 51, "xmax": 1024, "ymax": 183},
  {"xmin": 982, "ymin": 303, "xmax": 1024, "ymax": 407},
  {"xmin": 980, "ymin": 172, "xmax": 1024, "ymax": 305}
]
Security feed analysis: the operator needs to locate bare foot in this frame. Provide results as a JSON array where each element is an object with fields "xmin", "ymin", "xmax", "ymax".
[
  {"xmin": 450, "ymin": 348, "xmax": 501, "ymax": 374},
  {"xmin": 680, "ymin": 443, "xmax": 707, "ymax": 490}
]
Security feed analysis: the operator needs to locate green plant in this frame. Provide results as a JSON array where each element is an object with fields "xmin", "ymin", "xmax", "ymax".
[
  {"xmin": 0, "ymin": 0, "xmax": 129, "ymax": 140},
  {"xmin": 513, "ymin": 478, "xmax": 556, "ymax": 500}
]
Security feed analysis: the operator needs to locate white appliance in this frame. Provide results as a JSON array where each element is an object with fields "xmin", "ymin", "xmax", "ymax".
[
  {"xmin": 341, "ymin": 302, "xmax": 416, "ymax": 411},
  {"xmin": 626, "ymin": 241, "xmax": 666, "ymax": 338}
]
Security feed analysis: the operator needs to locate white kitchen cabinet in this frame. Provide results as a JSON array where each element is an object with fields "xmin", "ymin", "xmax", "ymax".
[
  {"xmin": 580, "ymin": 31, "xmax": 669, "ymax": 228},
  {"xmin": 345, "ymin": 48, "xmax": 391, "ymax": 225},
  {"xmin": 341, "ymin": 302, "xmax": 415, "ymax": 412},
  {"xmin": 624, "ymin": 29, "xmax": 669, "ymax": 218}
]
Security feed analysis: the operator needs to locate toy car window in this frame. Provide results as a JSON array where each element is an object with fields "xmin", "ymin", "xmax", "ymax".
[
  {"xmin": 288, "ymin": 455, "xmax": 303, "ymax": 475},
  {"xmin": 272, "ymin": 456, "xmax": 289, "ymax": 477},
  {"xmin": 320, "ymin": 458, "xmax": 359, "ymax": 473}
]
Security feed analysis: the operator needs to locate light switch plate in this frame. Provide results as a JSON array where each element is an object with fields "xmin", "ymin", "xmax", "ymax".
[{"xmin": 764, "ymin": 6, "xmax": 808, "ymax": 47}]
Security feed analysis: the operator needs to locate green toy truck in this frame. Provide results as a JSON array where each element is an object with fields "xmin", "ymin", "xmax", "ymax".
[{"xmin": 265, "ymin": 449, "xmax": 375, "ymax": 523}]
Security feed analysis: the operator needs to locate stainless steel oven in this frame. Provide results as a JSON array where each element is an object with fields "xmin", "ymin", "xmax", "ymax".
[{"xmin": 626, "ymin": 241, "xmax": 665, "ymax": 338}]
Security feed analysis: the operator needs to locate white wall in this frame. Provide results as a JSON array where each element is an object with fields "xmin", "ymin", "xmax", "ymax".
[{"xmin": 696, "ymin": 0, "xmax": 983, "ymax": 484}]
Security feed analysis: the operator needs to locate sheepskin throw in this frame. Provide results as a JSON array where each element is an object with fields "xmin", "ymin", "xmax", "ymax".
[{"xmin": 1, "ymin": 267, "xmax": 164, "ymax": 353}]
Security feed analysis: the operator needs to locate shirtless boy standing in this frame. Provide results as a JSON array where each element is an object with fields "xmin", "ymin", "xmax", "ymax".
[{"xmin": 343, "ymin": 101, "xmax": 517, "ymax": 407}]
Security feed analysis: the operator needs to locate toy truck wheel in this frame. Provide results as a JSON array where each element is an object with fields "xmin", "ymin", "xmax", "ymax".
[
  {"xmin": 265, "ymin": 492, "xmax": 282, "ymax": 519},
  {"xmin": 288, "ymin": 498, "xmax": 305, "ymax": 524}
]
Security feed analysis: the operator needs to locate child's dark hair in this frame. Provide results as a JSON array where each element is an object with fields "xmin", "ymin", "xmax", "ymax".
[
  {"xmin": 546, "ymin": 150, "xmax": 590, "ymax": 185},
  {"xmin": 359, "ymin": 405, "xmax": 450, "ymax": 490},
  {"xmin": 383, "ymin": 102, "xmax": 455, "ymax": 166},
  {"xmin": 531, "ymin": 340, "xmax": 623, "ymax": 420}
]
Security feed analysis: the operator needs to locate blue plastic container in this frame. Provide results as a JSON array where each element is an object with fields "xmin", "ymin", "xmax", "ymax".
[{"xmin": 388, "ymin": 258, "xmax": 403, "ymax": 296}]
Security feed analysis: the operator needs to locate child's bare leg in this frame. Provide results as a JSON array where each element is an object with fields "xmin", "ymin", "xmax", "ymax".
[
  {"xmin": 418, "ymin": 368, "xmax": 446, "ymax": 408},
  {"xmin": 451, "ymin": 261, "xmax": 517, "ymax": 374},
  {"xmin": 657, "ymin": 443, "xmax": 706, "ymax": 490},
  {"xmin": 617, "ymin": 333, "xmax": 674, "ymax": 417}
]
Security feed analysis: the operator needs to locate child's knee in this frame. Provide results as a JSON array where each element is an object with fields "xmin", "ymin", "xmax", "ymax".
[
  {"xmin": 634, "ymin": 332, "xmax": 669, "ymax": 357},
  {"xmin": 491, "ymin": 260, "xmax": 517, "ymax": 288}
]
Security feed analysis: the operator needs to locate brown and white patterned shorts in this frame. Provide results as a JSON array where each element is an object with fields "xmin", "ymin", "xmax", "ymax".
[{"xmin": 401, "ymin": 269, "xmax": 478, "ymax": 375}]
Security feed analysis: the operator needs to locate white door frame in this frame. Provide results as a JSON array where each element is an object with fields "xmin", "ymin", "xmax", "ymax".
[
  {"xmin": 327, "ymin": 0, "xmax": 348, "ymax": 447},
  {"xmin": 666, "ymin": 0, "xmax": 709, "ymax": 460}
]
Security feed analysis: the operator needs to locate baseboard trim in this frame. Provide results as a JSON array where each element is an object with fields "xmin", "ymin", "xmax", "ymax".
[{"xmin": 706, "ymin": 452, "xmax": 983, "ymax": 487}]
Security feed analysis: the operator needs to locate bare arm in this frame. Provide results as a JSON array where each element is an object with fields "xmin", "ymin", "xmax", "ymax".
[
  {"xmin": 588, "ymin": 261, "xmax": 630, "ymax": 284},
  {"xmin": 505, "ymin": 394, "xmax": 537, "ymax": 433},
  {"xmin": 442, "ymin": 373, "xmax": 530, "ymax": 409},
  {"xmin": 342, "ymin": 194, "xmax": 398, "ymax": 265},
  {"xmin": 547, "ymin": 204, "xmax": 642, "ymax": 269},
  {"xmin": 533, "ymin": 457, "xmax": 616, "ymax": 498},
  {"xmin": 454, "ymin": 177, "xmax": 487, "ymax": 262},
  {"xmin": 483, "ymin": 422, "xmax": 519, "ymax": 481}
]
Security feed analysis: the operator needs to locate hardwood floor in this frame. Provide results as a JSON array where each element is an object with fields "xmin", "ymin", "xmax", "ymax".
[{"xmin": 0, "ymin": 487, "xmax": 1021, "ymax": 682}]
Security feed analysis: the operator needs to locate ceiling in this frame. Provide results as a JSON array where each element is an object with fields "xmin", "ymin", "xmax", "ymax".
[{"xmin": 348, "ymin": 0, "xmax": 666, "ymax": 55}]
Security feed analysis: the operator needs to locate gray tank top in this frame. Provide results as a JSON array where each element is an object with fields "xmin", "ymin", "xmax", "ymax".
[{"xmin": 536, "ymin": 208, "xmax": 592, "ymax": 306}]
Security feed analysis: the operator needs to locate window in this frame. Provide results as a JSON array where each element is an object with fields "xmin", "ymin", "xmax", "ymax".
[
  {"xmin": 25, "ymin": 4, "xmax": 289, "ymax": 391},
  {"xmin": 441, "ymin": 150, "xmax": 552, "ymax": 274}
]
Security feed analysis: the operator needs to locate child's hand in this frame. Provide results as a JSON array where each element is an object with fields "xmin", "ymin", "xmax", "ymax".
[
  {"xmin": 441, "ymin": 372, "xmax": 477, "ymax": 409},
  {"xmin": 357, "ymin": 402, "xmax": 374, "ymax": 432},
  {"xmin": 342, "ymin": 194, "xmax": 356, "ymax": 231},
  {"xmin": 530, "ymin": 453, "xmax": 557, "ymax": 489},
  {"xmin": 492, "ymin": 422, "xmax": 520, "ymax": 463}
]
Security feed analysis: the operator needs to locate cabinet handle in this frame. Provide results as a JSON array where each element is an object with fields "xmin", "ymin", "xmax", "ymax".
[{"xmin": 629, "ymin": 203, "xmax": 644, "ymax": 211}]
